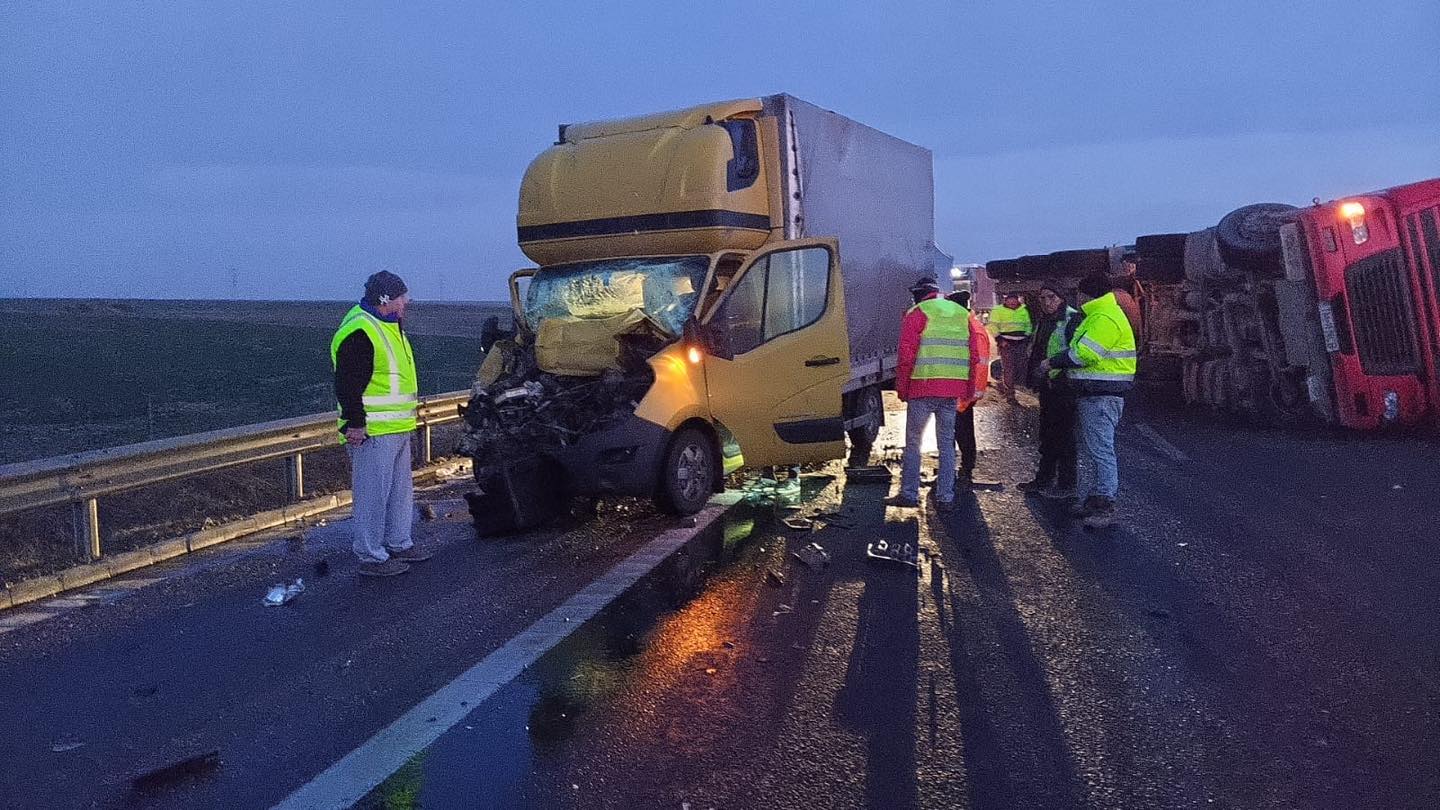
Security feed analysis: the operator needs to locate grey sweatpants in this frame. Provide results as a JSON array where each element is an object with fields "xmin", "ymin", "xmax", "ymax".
[{"xmin": 347, "ymin": 432, "xmax": 415, "ymax": 563}]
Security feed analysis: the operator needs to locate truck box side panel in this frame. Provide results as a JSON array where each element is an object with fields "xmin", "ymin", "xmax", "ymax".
[{"xmin": 764, "ymin": 95, "xmax": 940, "ymax": 378}]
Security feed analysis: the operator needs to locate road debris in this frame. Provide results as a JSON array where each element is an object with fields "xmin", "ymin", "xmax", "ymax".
[
  {"xmin": 50, "ymin": 740, "xmax": 85, "ymax": 753},
  {"xmin": 846, "ymin": 465, "xmax": 893, "ymax": 484},
  {"xmin": 781, "ymin": 516, "xmax": 814, "ymax": 531},
  {"xmin": 772, "ymin": 603, "xmax": 794, "ymax": 616},
  {"xmin": 262, "ymin": 578, "xmax": 305, "ymax": 607},
  {"xmin": 420, "ymin": 503, "xmax": 438, "ymax": 521},
  {"xmin": 866, "ymin": 539, "xmax": 919, "ymax": 569},
  {"xmin": 130, "ymin": 750, "xmax": 220, "ymax": 794},
  {"xmin": 792, "ymin": 541, "xmax": 830, "ymax": 569},
  {"xmin": 765, "ymin": 569, "xmax": 787, "ymax": 587}
]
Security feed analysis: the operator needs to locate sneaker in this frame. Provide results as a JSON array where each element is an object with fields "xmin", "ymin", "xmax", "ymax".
[
  {"xmin": 1069, "ymin": 495, "xmax": 1108, "ymax": 518},
  {"xmin": 1016, "ymin": 478, "xmax": 1052, "ymax": 494},
  {"xmin": 883, "ymin": 495, "xmax": 919, "ymax": 508},
  {"xmin": 358, "ymin": 559, "xmax": 411, "ymax": 577},
  {"xmin": 1041, "ymin": 485, "xmax": 1077, "ymax": 500},
  {"xmin": 387, "ymin": 546, "xmax": 434, "ymax": 563},
  {"xmin": 1083, "ymin": 499, "xmax": 1117, "ymax": 529}
]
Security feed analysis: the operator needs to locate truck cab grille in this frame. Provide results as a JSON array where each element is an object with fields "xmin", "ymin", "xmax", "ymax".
[{"xmin": 1344, "ymin": 248, "xmax": 1418, "ymax": 376}]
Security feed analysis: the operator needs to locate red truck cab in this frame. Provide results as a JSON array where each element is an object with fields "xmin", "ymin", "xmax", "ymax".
[{"xmin": 1288, "ymin": 178, "xmax": 1440, "ymax": 429}]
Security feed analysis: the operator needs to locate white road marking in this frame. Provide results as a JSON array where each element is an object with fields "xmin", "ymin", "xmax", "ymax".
[
  {"xmin": 271, "ymin": 493, "xmax": 742, "ymax": 810},
  {"xmin": 1131, "ymin": 423, "xmax": 1191, "ymax": 464}
]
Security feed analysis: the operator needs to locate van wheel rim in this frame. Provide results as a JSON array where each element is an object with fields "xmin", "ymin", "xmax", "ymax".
[{"xmin": 676, "ymin": 444, "xmax": 709, "ymax": 501}]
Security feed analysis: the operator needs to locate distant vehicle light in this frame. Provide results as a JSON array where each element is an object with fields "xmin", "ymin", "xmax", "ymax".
[{"xmin": 1339, "ymin": 201, "xmax": 1369, "ymax": 244}]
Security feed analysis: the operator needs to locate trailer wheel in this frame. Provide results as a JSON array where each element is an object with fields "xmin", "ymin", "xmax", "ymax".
[
  {"xmin": 985, "ymin": 259, "xmax": 1020, "ymax": 281},
  {"xmin": 1216, "ymin": 203, "xmax": 1299, "ymax": 275},
  {"xmin": 1049, "ymin": 249, "xmax": 1109, "ymax": 278},
  {"xmin": 655, "ymin": 426, "xmax": 716, "ymax": 516}
]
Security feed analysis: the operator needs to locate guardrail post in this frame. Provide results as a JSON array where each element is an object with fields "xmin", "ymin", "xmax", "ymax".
[
  {"xmin": 285, "ymin": 453, "xmax": 305, "ymax": 502},
  {"xmin": 420, "ymin": 424, "xmax": 433, "ymax": 465},
  {"xmin": 73, "ymin": 498, "xmax": 101, "ymax": 561}
]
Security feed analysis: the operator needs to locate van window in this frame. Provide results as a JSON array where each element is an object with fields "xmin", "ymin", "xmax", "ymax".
[
  {"xmin": 764, "ymin": 247, "xmax": 830, "ymax": 339},
  {"xmin": 716, "ymin": 263, "xmax": 766, "ymax": 356}
]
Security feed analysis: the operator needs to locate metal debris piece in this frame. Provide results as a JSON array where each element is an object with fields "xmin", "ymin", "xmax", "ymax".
[
  {"xmin": 866, "ymin": 539, "xmax": 919, "ymax": 569},
  {"xmin": 131, "ymin": 750, "xmax": 220, "ymax": 793},
  {"xmin": 765, "ymin": 569, "xmax": 787, "ymax": 587},
  {"xmin": 772, "ymin": 603, "xmax": 794, "ymax": 616},
  {"xmin": 792, "ymin": 542, "xmax": 830, "ymax": 569},
  {"xmin": 420, "ymin": 503, "xmax": 438, "ymax": 521},
  {"xmin": 781, "ymin": 516, "xmax": 813, "ymax": 531},
  {"xmin": 846, "ymin": 465, "xmax": 893, "ymax": 484},
  {"xmin": 262, "ymin": 578, "xmax": 305, "ymax": 606}
]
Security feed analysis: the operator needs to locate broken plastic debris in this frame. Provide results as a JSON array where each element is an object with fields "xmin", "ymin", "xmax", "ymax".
[
  {"xmin": 51, "ymin": 740, "xmax": 85, "ymax": 753},
  {"xmin": 781, "ymin": 517, "xmax": 813, "ymax": 531},
  {"xmin": 263, "ymin": 578, "xmax": 305, "ymax": 606},
  {"xmin": 704, "ymin": 667, "xmax": 717, "ymax": 675},
  {"xmin": 772, "ymin": 603, "xmax": 794, "ymax": 616},
  {"xmin": 765, "ymin": 569, "xmax": 787, "ymax": 587},
  {"xmin": 792, "ymin": 542, "xmax": 830, "ymax": 569},
  {"xmin": 866, "ymin": 539, "xmax": 919, "ymax": 569}
]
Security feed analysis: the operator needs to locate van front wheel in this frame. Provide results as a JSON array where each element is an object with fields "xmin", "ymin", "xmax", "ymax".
[{"xmin": 655, "ymin": 427, "xmax": 715, "ymax": 516}]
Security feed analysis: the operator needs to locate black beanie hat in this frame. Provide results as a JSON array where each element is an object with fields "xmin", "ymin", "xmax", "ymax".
[
  {"xmin": 364, "ymin": 271, "xmax": 408, "ymax": 305},
  {"xmin": 1076, "ymin": 272, "xmax": 1110, "ymax": 299}
]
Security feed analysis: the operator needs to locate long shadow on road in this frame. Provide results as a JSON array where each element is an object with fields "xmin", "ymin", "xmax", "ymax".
[{"xmin": 926, "ymin": 493, "xmax": 1087, "ymax": 810}]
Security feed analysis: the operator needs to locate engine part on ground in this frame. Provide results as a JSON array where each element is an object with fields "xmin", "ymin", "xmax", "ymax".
[
  {"xmin": 466, "ymin": 455, "xmax": 567, "ymax": 536},
  {"xmin": 1216, "ymin": 203, "xmax": 1300, "ymax": 275}
]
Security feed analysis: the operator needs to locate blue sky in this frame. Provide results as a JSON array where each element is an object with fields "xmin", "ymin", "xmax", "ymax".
[{"xmin": 2, "ymin": 1, "xmax": 1437, "ymax": 300}]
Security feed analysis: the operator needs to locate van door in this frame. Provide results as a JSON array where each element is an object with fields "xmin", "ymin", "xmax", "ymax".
[{"xmin": 700, "ymin": 238, "xmax": 849, "ymax": 468}]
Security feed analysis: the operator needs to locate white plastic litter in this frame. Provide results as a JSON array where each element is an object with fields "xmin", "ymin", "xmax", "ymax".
[{"xmin": 263, "ymin": 578, "xmax": 305, "ymax": 606}]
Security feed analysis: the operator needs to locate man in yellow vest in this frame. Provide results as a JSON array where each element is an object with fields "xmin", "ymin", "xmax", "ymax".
[
  {"xmin": 989, "ymin": 291, "xmax": 1033, "ymax": 399},
  {"xmin": 332, "ymin": 271, "xmax": 431, "ymax": 576},
  {"xmin": 1040, "ymin": 273, "xmax": 1137, "ymax": 528},
  {"xmin": 885, "ymin": 277, "xmax": 974, "ymax": 512}
]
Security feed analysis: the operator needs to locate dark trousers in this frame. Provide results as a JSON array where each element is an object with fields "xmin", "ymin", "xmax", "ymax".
[
  {"xmin": 1036, "ymin": 387, "xmax": 1077, "ymax": 487},
  {"xmin": 955, "ymin": 406, "xmax": 976, "ymax": 475}
]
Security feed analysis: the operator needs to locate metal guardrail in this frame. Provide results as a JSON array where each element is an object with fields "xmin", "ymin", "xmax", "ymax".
[{"xmin": 0, "ymin": 390, "xmax": 471, "ymax": 562}]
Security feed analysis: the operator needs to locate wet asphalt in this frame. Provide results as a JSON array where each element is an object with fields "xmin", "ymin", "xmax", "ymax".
[{"xmin": 2, "ymin": 394, "xmax": 1438, "ymax": 809}]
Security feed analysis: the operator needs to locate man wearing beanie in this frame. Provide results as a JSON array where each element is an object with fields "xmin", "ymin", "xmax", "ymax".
[
  {"xmin": 1020, "ymin": 281, "xmax": 1080, "ymax": 498},
  {"xmin": 886, "ymin": 276, "xmax": 975, "ymax": 512},
  {"xmin": 331, "ymin": 271, "xmax": 432, "ymax": 576},
  {"xmin": 1040, "ymin": 272, "xmax": 1136, "ymax": 528}
]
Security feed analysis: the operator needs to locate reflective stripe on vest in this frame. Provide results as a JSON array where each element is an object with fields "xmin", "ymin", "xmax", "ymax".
[
  {"xmin": 909, "ymin": 297, "xmax": 970, "ymax": 381},
  {"xmin": 331, "ymin": 305, "xmax": 419, "ymax": 437},
  {"xmin": 1067, "ymin": 293, "xmax": 1136, "ymax": 385}
]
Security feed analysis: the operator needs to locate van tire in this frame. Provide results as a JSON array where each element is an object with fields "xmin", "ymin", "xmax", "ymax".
[
  {"xmin": 846, "ymin": 385, "xmax": 883, "ymax": 466},
  {"xmin": 655, "ymin": 426, "xmax": 716, "ymax": 516}
]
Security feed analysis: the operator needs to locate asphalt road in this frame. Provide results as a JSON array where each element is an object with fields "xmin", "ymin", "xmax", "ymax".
[{"xmin": 2, "ymin": 394, "xmax": 1437, "ymax": 809}]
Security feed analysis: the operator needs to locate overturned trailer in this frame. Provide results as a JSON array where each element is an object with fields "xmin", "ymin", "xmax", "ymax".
[{"xmin": 459, "ymin": 94, "xmax": 949, "ymax": 532}]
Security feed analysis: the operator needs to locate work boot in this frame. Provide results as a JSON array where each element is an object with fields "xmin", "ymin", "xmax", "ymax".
[
  {"xmin": 1017, "ymin": 477, "xmax": 1052, "ymax": 494},
  {"xmin": 1083, "ymin": 498, "xmax": 1117, "ymax": 529},
  {"xmin": 358, "ymin": 559, "xmax": 411, "ymax": 577},
  {"xmin": 387, "ymin": 545, "xmax": 434, "ymax": 563},
  {"xmin": 883, "ymin": 494, "xmax": 919, "ymax": 508},
  {"xmin": 1069, "ymin": 495, "xmax": 1108, "ymax": 518}
]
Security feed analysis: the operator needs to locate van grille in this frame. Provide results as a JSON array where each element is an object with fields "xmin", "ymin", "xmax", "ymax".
[{"xmin": 1344, "ymin": 249, "xmax": 1418, "ymax": 376}]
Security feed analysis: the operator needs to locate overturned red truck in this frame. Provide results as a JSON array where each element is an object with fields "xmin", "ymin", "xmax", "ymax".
[{"xmin": 986, "ymin": 176, "xmax": 1440, "ymax": 429}]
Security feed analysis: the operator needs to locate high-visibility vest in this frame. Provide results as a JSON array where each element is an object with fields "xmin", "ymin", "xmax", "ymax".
[
  {"xmin": 1046, "ymin": 306, "xmax": 1079, "ymax": 379},
  {"xmin": 989, "ymin": 302, "xmax": 1032, "ymax": 337},
  {"xmin": 908, "ymin": 297, "xmax": 970, "ymax": 381},
  {"xmin": 330, "ymin": 305, "xmax": 419, "ymax": 438},
  {"xmin": 1066, "ymin": 292, "xmax": 1136, "ymax": 394}
]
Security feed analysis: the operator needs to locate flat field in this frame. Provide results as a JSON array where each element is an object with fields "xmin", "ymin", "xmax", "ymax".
[{"xmin": 0, "ymin": 298, "xmax": 508, "ymax": 465}]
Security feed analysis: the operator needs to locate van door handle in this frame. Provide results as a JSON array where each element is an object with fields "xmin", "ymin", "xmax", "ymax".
[{"xmin": 805, "ymin": 355, "xmax": 841, "ymax": 367}]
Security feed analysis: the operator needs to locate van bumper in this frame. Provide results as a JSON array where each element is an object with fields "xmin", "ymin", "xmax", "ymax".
[{"xmin": 548, "ymin": 415, "xmax": 669, "ymax": 497}]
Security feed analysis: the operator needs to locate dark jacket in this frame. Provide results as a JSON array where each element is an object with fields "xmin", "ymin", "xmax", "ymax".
[{"xmin": 1029, "ymin": 307, "xmax": 1081, "ymax": 391}]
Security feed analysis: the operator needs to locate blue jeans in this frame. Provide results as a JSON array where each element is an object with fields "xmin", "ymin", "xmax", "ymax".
[
  {"xmin": 1077, "ymin": 395, "xmax": 1124, "ymax": 500},
  {"xmin": 901, "ymin": 397, "xmax": 957, "ymax": 502}
]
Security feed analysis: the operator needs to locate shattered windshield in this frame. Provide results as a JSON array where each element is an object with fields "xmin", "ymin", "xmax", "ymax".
[{"xmin": 524, "ymin": 255, "xmax": 709, "ymax": 336}]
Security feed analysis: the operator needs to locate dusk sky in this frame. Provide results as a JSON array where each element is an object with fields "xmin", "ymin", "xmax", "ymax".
[{"xmin": 3, "ymin": 2, "xmax": 1437, "ymax": 301}]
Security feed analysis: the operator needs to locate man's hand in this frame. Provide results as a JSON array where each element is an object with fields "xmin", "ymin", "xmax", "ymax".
[{"xmin": 344, "ymin": 426, "xmax": 369, "ymax": 445}]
